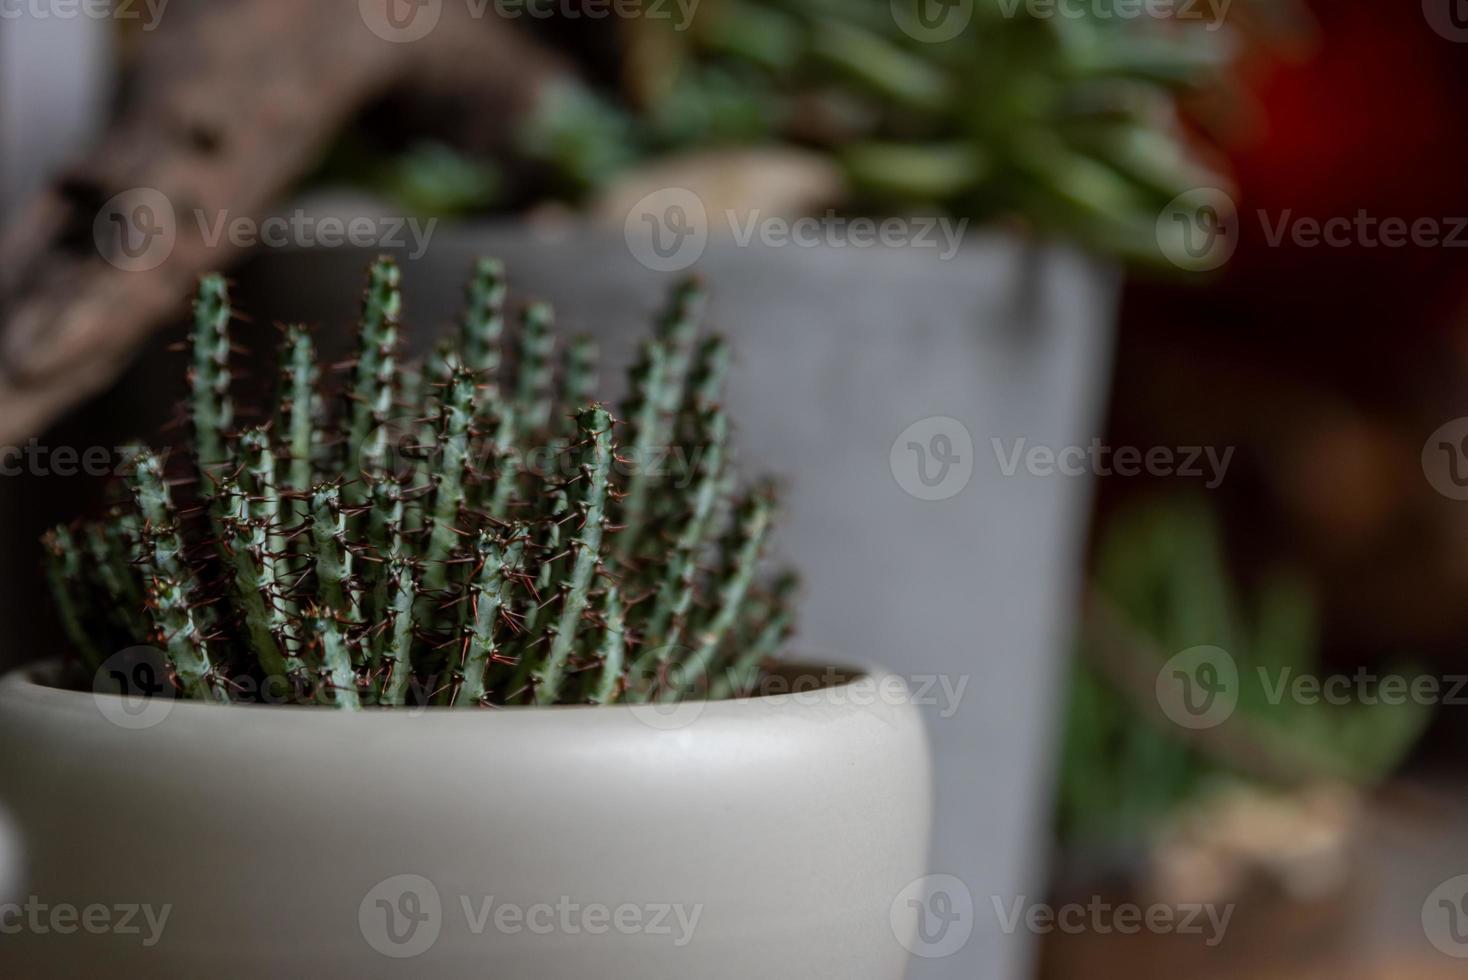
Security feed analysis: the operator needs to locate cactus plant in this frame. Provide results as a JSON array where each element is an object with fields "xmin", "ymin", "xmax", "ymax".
[{"xmin": 42, "ymin": 257, "xmax": 797, "ymax": 709}]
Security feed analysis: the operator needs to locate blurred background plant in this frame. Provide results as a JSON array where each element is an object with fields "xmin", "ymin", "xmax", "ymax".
[
  {"xmin": 321, "ymin": 0, "xmax": 1303, "ymax": 261},
  {"xmin": 1059, "ymin": 496, "xmax": 1428, "ymax": 852}
]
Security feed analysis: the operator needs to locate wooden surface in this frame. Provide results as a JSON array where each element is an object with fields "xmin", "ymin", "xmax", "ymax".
[{"xmin": 1039, "ymin": 781, "xmax": 1468, "ymax": 979}]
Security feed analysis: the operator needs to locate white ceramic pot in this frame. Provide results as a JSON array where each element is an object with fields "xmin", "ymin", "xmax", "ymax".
[{"xmin": 0, "ymin": 661, "xmax": 930, "ymax": 979}]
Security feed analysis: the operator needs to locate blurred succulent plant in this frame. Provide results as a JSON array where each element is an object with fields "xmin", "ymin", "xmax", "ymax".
[
  {"xmin": 42, "ymin": 258, "xmax": 796, "ymax": 708},
  {"xmin": 1058, "ymin": 497, "xmax": 1427, "ymax": 847},
  {"xmin": 521, "ymin": 0, "xmax": 1295, "ymax": 260}
]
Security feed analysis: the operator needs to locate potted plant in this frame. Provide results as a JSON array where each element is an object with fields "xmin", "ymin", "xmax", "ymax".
[
  {"xmin": 0, "ymin": 257, "xmax": 931, "ymax": 979},
  {"xmin": 1043, "ymin": 496, "xmax": 1429, "ymax": 979}
]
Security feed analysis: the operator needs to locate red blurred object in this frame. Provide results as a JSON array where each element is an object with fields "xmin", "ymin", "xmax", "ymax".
[{"xmin": 1204, "ymin": 0, "xmax": 1468, "ymax": 330}]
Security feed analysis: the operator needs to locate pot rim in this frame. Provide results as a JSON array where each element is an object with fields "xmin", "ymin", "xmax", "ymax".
[{"xmin": 0, "ymin": 657, "xmax": 902, "ymax": 721}]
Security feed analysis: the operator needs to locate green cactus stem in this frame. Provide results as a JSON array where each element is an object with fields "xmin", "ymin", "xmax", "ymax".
[
  {"xmin": 688, "ymin": 335, "xmax": 730, "ymax": 411},
  {"xmin": 710, "ymin": 572, "xmax": 798, "ymax": 700},
  {"xmin": 460, "ymin": 257, "xmax": 507, "ymax": 386},
  {"xmin": 42, "ymin": 527, "xmax": 104, "ymax": 673},
  {"xmin": 441, "ymin": 530, "xmax": 524, "ymax": 706},
  {"xmin": 638, "ymin": 407, "xmax": 728, "ymax": 662},
  {"xmin": 218, "ymin": 478, "xmax": 302, "ymax": 692},
  {"xmin": 276, "ymin": 324, "xmax": 321, "ymax": 505},
  {"xmin": 373, "ymin": 556, "xmax": 420, "ymax": 707},
  {"xmin": 309, "ymin": 484, "xmax": 356, "ymax": 620},
  {"xmin": 237, "ymin": 428, "xmax": 282, "ymax": 573},
  {"xmin": 533, "ymin": 407, "xmax": 613, "ymax": 704},
  {"xmin": 672, "ymin": 486, "xmax": 776, "ymax": 696},
  {"xmin": 421, "ymin": 368, "xmax": 477, "ymax": 599},
  {"xmin": 128, "ymin": 450, "xmax": 192, "ymax": 584},
  {"xmin": 365, "ymin": 476, "xmax": 407, "ymax": 608},
  {"xmin": 147, "ymin": 574, "xmax": 227, "ymax": 703},
  {"xmin": 83, "ymin": 521, "xmax": 149, "ymax": 641},
  {"xmin": 617, "ymin": 340, "xmax": 669, "ymax": 551},
  {"xmin": 344, "ymin": 257, "xmax": 403, "ymax": 496},
  {"xmin": 585, "ymin": 585, "xmax": 626, "ymax": 705},
  {"xmin": 513, "ymin": 301, "xmax": 557, "ymax": 438},
  {"xmin": 481, "ymin": 403, "xmax": 521, "ymax": 525},
  {"xmin": 190, "ymin": 274, "xmax": 234, "ymax": 471},
  {"xmin": 654, "ymin": 277, "xmax": 705, "ymax": 414},
  {"xmin": 307, "ymin": 613, "xmax": 361, "ymax": 710},
  {"xmin": 562, "ymin": 335, "xmax": 599, "ymax": 418},
  {"xmin": 509, "ymin": 487, "xmax": 570, "ymax": 682}
]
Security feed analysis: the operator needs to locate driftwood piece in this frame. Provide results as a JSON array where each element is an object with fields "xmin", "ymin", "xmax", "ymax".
[{"xmin": 0, "ymin": 0, "xmax": 568, "ymax": 444}]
